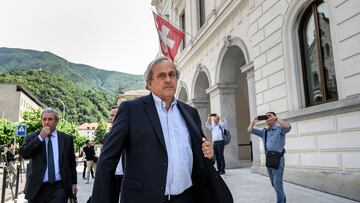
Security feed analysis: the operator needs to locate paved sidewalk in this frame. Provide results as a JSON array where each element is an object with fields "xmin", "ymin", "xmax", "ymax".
[{"xmin": 8, "ymin": 167, "xmax": 360, "ymax": 203}]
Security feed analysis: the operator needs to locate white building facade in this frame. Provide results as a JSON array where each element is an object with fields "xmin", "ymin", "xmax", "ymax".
[
  {"xmin": 152, "ymin": 0, "xmax": 360, "ymax": 200},
  {"xmin": 0, "ymin": 84, "xmax": 43, "ymax": 121}
]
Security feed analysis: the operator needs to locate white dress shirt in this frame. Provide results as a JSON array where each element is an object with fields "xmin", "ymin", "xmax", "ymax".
[
  {"xmin": 206, "ymin": 118, "xmax": 227, "ymax": 142},
  {"xmin": 115, "ymin": 156, "xmax": 124, "ymax": 175},
  {"xmin": 152, "ymin": 94, "xmax": 193, "ymax": 195},
  {"xmin": 38, "ymin": 130, "xmax": 61, "ymax": 182}
]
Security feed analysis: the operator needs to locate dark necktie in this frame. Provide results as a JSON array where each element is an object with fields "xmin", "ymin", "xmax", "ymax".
[{"xmin": 47, "ymin": 134, "xmax": 56, "ymax": 183}]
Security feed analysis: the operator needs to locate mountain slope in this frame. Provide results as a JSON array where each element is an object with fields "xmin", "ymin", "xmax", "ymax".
[
  {"xmin": 0, "ymin": 70, "xmax": 113, "ymax": 124},
  {"xmin": 0, "ymin": 47, "xmax": 145, "ymax": 95}
]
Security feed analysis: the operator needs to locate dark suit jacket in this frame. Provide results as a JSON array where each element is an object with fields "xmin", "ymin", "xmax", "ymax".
[
  {"xmin": 20, "ymin": 130, "xmax": 77, "ymax": 201},
  {"xmin": 91, "ymin": 94, "xmax": 233, "ymax": 203}
]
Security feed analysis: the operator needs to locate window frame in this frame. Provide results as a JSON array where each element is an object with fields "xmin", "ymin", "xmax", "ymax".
[
  {"xmin": 198, "ymin": 0, "xmax": 205, "ymax": 29},
  {"xmin": 298, "ymin": 0, "xmax": 337, "ymax": 107}
]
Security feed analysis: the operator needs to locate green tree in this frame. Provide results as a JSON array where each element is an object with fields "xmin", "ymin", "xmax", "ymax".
[
  {"xmin": 21, "ymin": 108, "xmax": 42, "ymax": 133},
  {"xmin": 0, "ymin": 118, "xmax": 17, "ymax": 145},
  {"xmin": 93, "ymin": 119, "xmax": 108, "ymax": 144},
  {"xmin": 0, "ymin": 70, "xmax": 114, "ymax": 124},
  {"xmin": 57, "ymin": 120, "xmax": 87, "ymax": 150}
]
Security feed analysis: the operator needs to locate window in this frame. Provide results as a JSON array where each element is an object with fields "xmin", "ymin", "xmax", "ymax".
[
  {"xmin": 198, "ymin": 0, "xmax": 205, "ymax": 29},
  {"xmin": 180, "ymin": 11, "xmax": 186, "ymax": 50},
  {"xmin": 299, "ymin": 1, "xmax": 337, "ymax": 106}
]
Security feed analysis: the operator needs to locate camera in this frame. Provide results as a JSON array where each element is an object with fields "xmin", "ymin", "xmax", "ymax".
[
  {"xmin": 257, "ymin": 115, "xmax": 269, "ymax": 120},
  {"xmin": 210, "ymin": 113, "xmax": 217, "ymax": 117}
]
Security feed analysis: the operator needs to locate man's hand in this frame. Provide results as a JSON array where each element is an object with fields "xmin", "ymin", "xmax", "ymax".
[
  {"xmin": 202, "ymin": 138, "xmax": 214, "ymax": 159},
  {"xmin": 72, "ymin": 184, "xmax": 78, "ymax": 195},
  {"xmin": 251, "ymin": 116, "xmax": 260, "ymax": 124},
  {"xmin": 40, "ymin": 126, "xmax": 51, "ymax": 139}
]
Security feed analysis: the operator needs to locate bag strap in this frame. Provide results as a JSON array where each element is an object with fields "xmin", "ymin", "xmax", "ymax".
[
  {"xmin": 219, "ymin": 125, "xmax": 224, "ymax": 134},
  {"xmin": 264, "ymin": 129, "xmax": 285, "ymax": 155},
  {"xmin": 264, "ymin": 129, "xmax": 268, "ymax": 152}
]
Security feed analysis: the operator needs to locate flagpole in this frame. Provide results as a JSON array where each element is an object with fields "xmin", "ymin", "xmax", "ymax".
[{"xmin": 151, "ymin": 8, "xmax": 195, "ymax": 40}]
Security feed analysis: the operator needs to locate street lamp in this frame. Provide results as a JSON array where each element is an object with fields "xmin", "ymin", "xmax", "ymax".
[{"xmin": 53, "ymin": 97, "xmax": 65, "ymax": 122}]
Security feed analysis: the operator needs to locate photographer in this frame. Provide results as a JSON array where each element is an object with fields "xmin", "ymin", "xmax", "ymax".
[
  {"xmin": 248, "ymin": 112, "xmax": 291, "ymax": 203},
  {"xmin": 206, "ymin": 113, "xmax": 227, "ymax": 175}
]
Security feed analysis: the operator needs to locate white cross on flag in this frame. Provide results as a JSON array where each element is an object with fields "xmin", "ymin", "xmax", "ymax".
[{"xmin": 153, "ymin": 12, "xmax": 184, "ymax": 62}]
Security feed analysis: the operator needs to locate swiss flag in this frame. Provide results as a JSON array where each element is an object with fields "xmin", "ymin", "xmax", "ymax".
[{"xmin": 153, "ymin": 12, "xmax": 185, "ymax": 61}]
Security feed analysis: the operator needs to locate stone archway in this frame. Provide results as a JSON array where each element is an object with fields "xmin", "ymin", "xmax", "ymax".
[
  {"xmin": 178, "ymin": 87, "xmax": 188, "ymax": 103},
  {"xmin": 190, "ymin": 66, "xmax": 211, "ymax": 138},
  {"xmin": 208, "ymin": 36, "xmax": 252, "ymax": 168},
  {"xmin": 177, "ymin": 81, "xmax": 189, "ymax": 103}
]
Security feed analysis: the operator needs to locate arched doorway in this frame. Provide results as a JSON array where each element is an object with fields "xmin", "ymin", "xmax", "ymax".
[
  {"xmin": 177, "ymin": 82, "xmax": 189, "ymax": 103},
  {"xmin": 191, "ymin": 67, "xmax": 211, "ymax": 138},
  {"xmin": 215, "ymin": 43, "xmax": 252, "ymax": 167}
]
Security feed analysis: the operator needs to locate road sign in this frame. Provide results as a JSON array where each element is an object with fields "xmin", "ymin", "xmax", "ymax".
[{"xmin": 17, "ymin": 125, "xmax": 27, "ymax": 137}]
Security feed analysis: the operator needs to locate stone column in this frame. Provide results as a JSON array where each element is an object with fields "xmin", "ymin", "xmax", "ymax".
[
  {"xmin": 206, "ymin": 84, "xmax": 241, "ymax": 168},
  {"xmin": 240, "ymin": 63, "xmax": 261, "ymax": 168},
  {"xmin": 188, "ymin": 99, "xmax": 211, "ymax": 138}
]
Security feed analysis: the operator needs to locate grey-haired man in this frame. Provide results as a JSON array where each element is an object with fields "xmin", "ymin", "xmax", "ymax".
[
  {"xmin": 91, "ymin": 57, "xmax": 233, "ymax": 203},
  {"xmin": 20, "ymin": 108, "xmax": 77, "ymax": 203}
]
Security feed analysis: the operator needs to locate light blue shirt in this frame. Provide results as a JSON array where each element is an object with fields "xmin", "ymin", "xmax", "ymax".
[
  {"xmin": 38, "ymin": 130, "xmax": 61, "ymax": 182},
  {"xmin": 206, "ymin": 119, "xmax": 227, "ymax": 142},
  {"xmin": 251, "ymin": 124, "xmax": 292, "ymax": 152},
  {"xmin": 152, "ymin": 94, "xmax": 193, "ymax": 195}
]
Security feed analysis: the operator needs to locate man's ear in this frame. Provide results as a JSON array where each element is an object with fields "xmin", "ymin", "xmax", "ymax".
[{"xmin": 146, "ymin": 80, "xmax": 152, "ymax": 90}]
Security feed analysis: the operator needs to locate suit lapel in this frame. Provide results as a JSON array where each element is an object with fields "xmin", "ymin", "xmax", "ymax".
[
  {"xmin": 143, "ymin": 94, "xmax": 167, "ymax": 152},
  {"xmin": 57, "ymin": 131, "xmax": 65, "ymax": 162},
  {"xmin": 177, "ymin": 102, "xmax": 202, "ymax": 142},
  {"xmin": 42, "ymin": 139, "xmax": 47, "ymax": 162}
]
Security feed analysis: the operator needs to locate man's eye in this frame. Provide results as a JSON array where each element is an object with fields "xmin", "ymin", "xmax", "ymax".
[{"xmin": 158, "ymin": 74, "xmax": 166, "ymax": 79}]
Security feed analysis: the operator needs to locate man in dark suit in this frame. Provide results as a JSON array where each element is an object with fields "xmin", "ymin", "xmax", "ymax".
[
  {"xmin": 20, "ymin": 108, "xmax": 77, "ymax": 203},
  {"xmin": 91, "ymin": 57, "xmax": 233, "ymax": 203}
]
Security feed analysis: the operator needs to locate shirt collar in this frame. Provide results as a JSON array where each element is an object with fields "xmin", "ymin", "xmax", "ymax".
[
  {"xmin": 50, "ymin": 130, "xmax": 58, "ymax": 137},
  {"xmin": 152, "ymin": 93, "xmax": 177, "ymax": 111},
  {"xmin": 266, "ymin": 124, "xmax": 279, "ymax": 131}
]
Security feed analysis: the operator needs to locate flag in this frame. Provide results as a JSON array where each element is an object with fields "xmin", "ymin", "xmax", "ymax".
[{"xmin": 153, "ymin": 12, "xmax": 185, "ymax": 61}]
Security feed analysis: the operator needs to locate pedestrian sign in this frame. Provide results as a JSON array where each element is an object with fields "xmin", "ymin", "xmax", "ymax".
[{"xmin": 17, "ymin": 125, "xmax": 27, "ymax": 137}]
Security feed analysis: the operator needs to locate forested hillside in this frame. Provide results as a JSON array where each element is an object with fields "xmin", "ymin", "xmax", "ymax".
[
  {"xmin": 0, "ymin": 70, "xmax": 114, "ymax": 124},
  {"xmin": 0, "ymin": 47, "xmax": 145, "ymax": 95}
]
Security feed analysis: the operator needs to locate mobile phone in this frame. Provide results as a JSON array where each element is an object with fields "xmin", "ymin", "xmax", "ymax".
[
  {"xmin": 210, "ymin": 113, "xmax": 217, "ymax": 117},
  {"xmin": 257, "ymin": 115, "xmax": 268, "ymax": 120}
]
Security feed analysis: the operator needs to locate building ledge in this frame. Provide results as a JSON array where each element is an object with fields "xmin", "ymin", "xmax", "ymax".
[{"xmin": 283, "ymin": 95, "xmax": 360, "ymax": 121}]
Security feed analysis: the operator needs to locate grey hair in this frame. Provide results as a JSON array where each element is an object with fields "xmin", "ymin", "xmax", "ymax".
[
  {"xmin": 41, "ymin": 108, "xmax": 59, "ymax": 122},
  {"xmin": 144, "ymin": 57, "xmax": 180, "ymax": 90}
]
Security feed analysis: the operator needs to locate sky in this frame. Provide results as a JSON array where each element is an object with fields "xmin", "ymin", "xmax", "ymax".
[{"xmin": 0, "ymin": 0, "xmax": 159, "ymax": 75}]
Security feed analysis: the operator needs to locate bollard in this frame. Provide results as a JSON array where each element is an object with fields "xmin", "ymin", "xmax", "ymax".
[
  {"xmin": 15, "ymin": 165, "xmax": 20, "ymax": 199},
  {"xmin": 1, "ymin": 167, "xmax": 7, "ymax": 203}
]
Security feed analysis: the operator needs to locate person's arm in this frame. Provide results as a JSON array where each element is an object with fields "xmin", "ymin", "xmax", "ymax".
[
  {"xmin": 195, "ymin": 111, "xmax": 214, "ymax": 160},
  {"xmin": 219, "ymin": 115, "xmax": 227, "ymax": 127},
  {"xmin": 91, "ymin": 101, "xmax": 130, "ymax": 202},
  {"xmin": 20, "ymin": 132, "xmax": 43, "ymax": 159},
  {"xmin": 247, "ymin": 116, "xmax": 265, "ymax": 138},
  {"xmin": 205, "ymin": 115, "xmax": 212, "ymax": 130},
  {"xmin": 68, "ymin": 136, "xmax": 78, "ymax": 194},
  {"xmin": 267, "ymin": 114, "xmax": 292, "ymax": 134}
]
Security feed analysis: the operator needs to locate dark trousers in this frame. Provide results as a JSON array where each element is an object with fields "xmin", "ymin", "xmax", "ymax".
[
  {"xmin": 82, "ymin": 160, "xmax": 94, "ymax": 179},
  {"xmin": 29, "ymin": 181, "xmax": 67, "ymax": 203},
  {"xmin": 164, "ymin": 187, "xmax": 193, "ymax": 203},
  {"xmin": 111, "ymin": 175, "xmax": 123, "ymax": 203},
  {"xmin": 214, "ymin": 140, "xmax": 225, "ymax": 174}
]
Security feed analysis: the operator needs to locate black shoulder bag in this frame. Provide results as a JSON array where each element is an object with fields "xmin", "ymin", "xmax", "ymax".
[{"xmin": 264, "ymin": 130, "xmax": 284, "ymax": 169}]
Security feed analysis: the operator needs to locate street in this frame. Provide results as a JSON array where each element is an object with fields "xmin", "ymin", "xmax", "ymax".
[{"xmin": 5, "ymin": 164, "xmax": 359, "ymax": 203}]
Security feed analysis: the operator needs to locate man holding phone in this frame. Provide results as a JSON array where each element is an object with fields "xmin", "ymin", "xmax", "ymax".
[
  {"xmin": 247, "ymin": 112, "xmax": 291, "ymax": 203},
  {"xmin": 20, "ymin": 108, "xmax": 77, "ymax": 203},
  {"xmin": 206, "ymin": 113, "xmax": 227, "ymax": 175}
]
